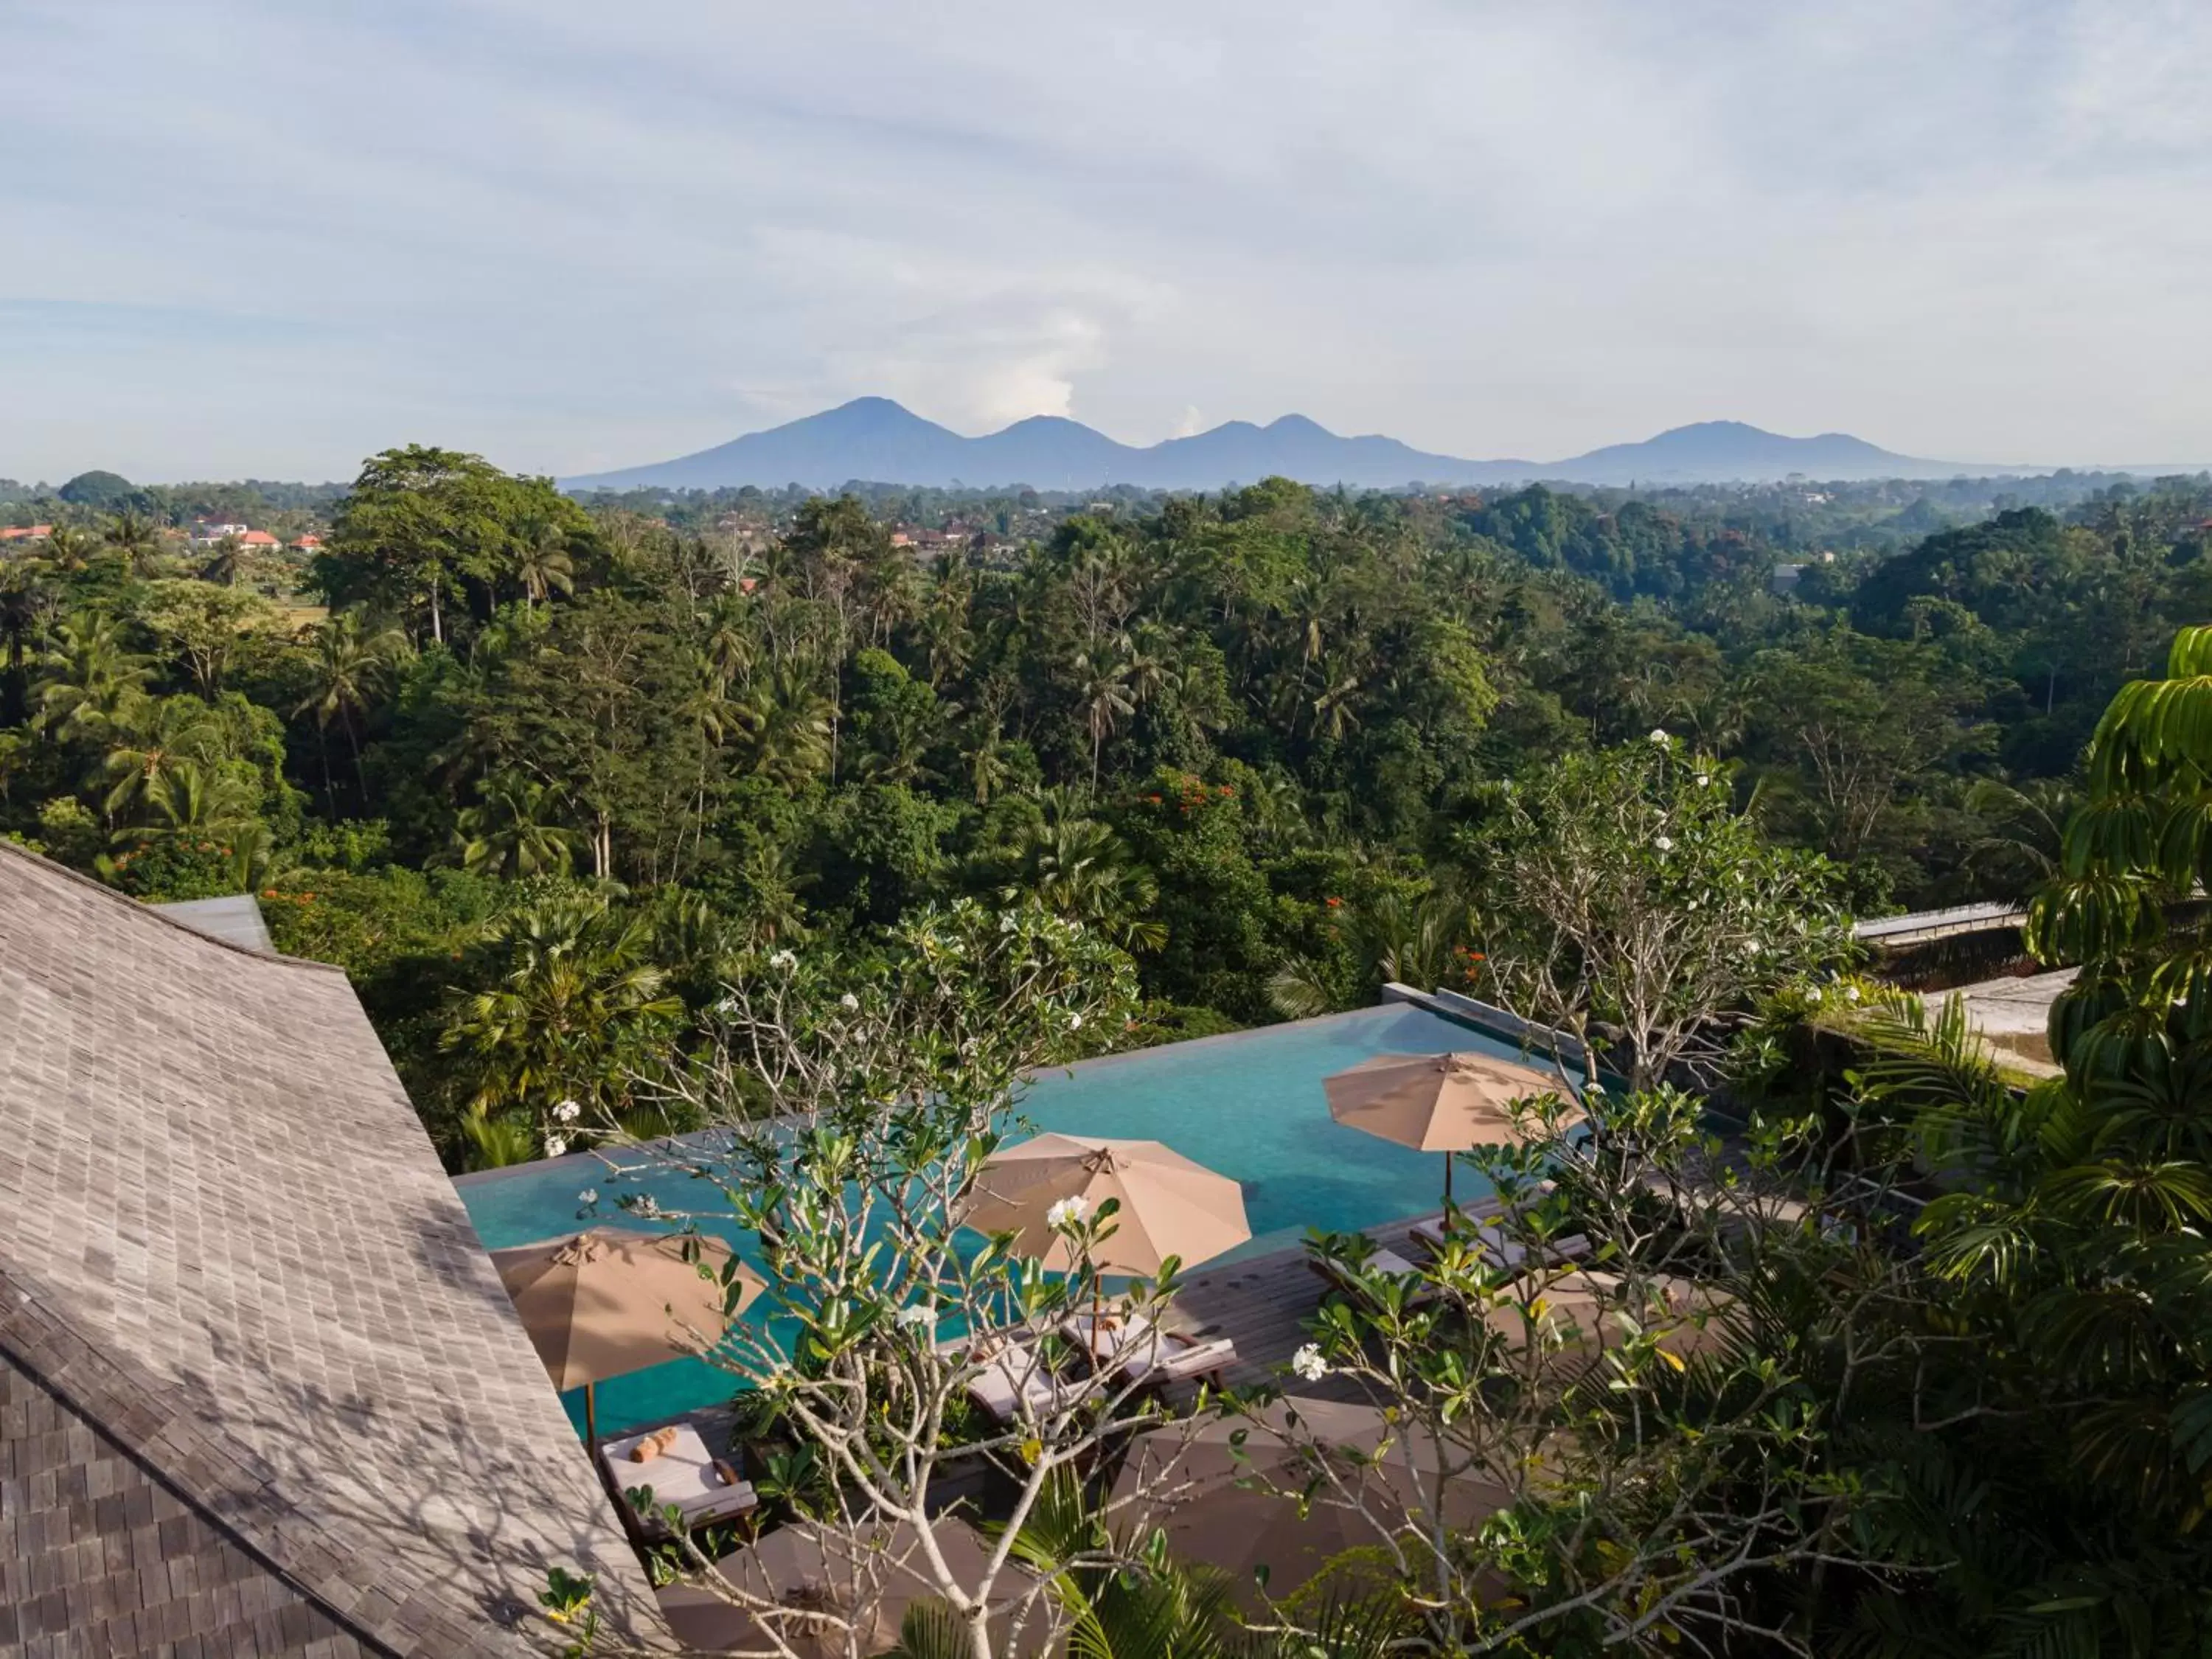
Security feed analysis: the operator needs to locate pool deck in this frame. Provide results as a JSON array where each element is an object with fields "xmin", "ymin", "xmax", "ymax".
[
  {"xmin": 1169, "ymin": 1208, "xmax": 1465, "ymax": 1394},
  {"xmin": 623, "ymin": 1203, "xmax": 1473, "ymax": 1478}
]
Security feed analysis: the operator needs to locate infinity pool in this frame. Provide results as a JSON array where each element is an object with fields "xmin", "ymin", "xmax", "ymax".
[{"xmin": 456, "ymin": 1001, "xmax": 1545, "ymax": 1433}]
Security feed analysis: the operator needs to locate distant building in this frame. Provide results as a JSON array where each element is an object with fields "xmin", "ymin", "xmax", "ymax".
[
  {"xmin": 189, "ymin": 519, "xmax": 251, "ymax": 544},
  {"xmin": 292, "ymin": 532, "xmax": 324, "ymax": 552},
  {"xmin": 0, "ymin": 524, "xmax": 52, "ymax": 543},
  {"xmin": 237, "ymin": 529, "xmax": 282, "ymax": 550}
]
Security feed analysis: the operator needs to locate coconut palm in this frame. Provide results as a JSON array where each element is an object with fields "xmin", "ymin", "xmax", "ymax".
[
  {"xmin": 100, "ymin": 695, "xmax": 229, "ymax": 822},
  {"xmin": 737, "ymin": 668, "xmax": 835, "ymax": 788},
  {"xmin": 456, "ymin": 773, "xmax": 579, "ymax": 878},
  {"xmin": 514, "ymin": 524, "xmax": 576, "ymax": 612},
  {"xmin": 200, "ymin": 533, "xmax": 248, "ymax": 588},
  {"xmin": 41, "ymin": 524, "xmax": 97, "ymax": 574},
  {"xmin": 1073, "ymin": 650, "xmax": 1135, "ymax": 794},
  {"xmin": 35, "ymin": 613, "xmax": 153, "ymax": 741},
  {"xmin": 700, "ymin": 590, "xmax": 756, "ymax": 689},
  {"xmin": 0, "ymin": 554, "xmax": 55, "ymax": 726},
  {"xmin": 1962, "ymin": 774, "xmax": 2078, "ymax": 894},
  {"xmin": 293, "ymin": 610, "xmax": 406, "ymax": 808},
  {"xmin": 103, "ymin": 511, "xmax": 167, "ymax": 576}
]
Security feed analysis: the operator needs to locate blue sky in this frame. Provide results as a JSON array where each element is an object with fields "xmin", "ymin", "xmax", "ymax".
[{"xmin": 5, "ymin": 0, "xmax": 2210, "ymax": 481}]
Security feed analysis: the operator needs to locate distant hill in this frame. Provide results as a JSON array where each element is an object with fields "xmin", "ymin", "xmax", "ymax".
[{"xmin": 561, "ymin": 400, "xmax": 1996, "ymax": 493}]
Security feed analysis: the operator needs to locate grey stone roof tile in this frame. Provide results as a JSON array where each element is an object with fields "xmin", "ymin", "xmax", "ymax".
[{"xmin": 0, "ymin": 844, "xmax": 669, "ymax": 1656}]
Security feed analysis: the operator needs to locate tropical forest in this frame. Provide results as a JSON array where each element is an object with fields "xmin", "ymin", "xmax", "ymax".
[{"xmin": 9, "ymin": 452, "xmax": 2212, "ymax": 1652}]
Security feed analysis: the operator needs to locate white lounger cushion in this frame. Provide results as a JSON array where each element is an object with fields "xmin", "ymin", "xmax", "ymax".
[
  {"xmin": 1413, "ymin": 1217, "xmax": 1592, "ymax": 1268},
  {"xmin": 1060, "ymin": 1311, "xmax": 1158, "ymax": 1364},
  {"xmin": 600, "ymin": 1424, "xmax": 757, "ymax": 1523},
  {"xmin": 966, "ymin": 1347, "xmax": 1076, "ymax": 1422},
  {"xmin": 1129, "ymin": 1334, "xmax": 1236, "ymax": 1382}
]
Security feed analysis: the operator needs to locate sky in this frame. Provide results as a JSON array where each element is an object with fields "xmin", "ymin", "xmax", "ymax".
[{"xmin": 6, "ymin": 0, "xmax": 2211, "ymax": 482}]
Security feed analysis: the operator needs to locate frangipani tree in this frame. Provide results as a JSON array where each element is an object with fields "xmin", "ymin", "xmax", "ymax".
[
  {"xmin": 578, "ymin": 902, "xmax": 1244, "ymax": 1659},
  {"xmin": 1463, "ymin": 734, "xmax": 1853, "ymax": 1090},
  {"xmin": 1260, "ymin": 1085, "xmax": 1884, "ymax": 1657}
]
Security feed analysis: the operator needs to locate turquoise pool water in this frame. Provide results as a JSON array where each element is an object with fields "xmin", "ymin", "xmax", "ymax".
[{"xmin": 456, "ymin": 1001, "xmax": 1542, "ymax": 1433}]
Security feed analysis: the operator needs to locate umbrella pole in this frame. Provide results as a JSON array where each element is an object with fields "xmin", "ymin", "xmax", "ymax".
[
  {"xmin": 1444, "ymin": 1151, "xmax": 1455, "ymax": 1210},
  {"xmin": 584, "ymin": 1382, "xmax": 597, "ymax": 1453}
]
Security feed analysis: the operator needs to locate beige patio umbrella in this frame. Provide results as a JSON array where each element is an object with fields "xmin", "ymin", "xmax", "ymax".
[
  {"xmin": 1110, "ymin": 1399, "xmax": 1513, "ymax": 1607},
  {"xmin": 655, "ymin": 1514, "xmax": 1034, "ymax": 1658},
  {"xmin": 490, "ymin": 1225, "xmax": 766, "ymax": 1447},
  {"xmin": 1481, "ymin": 1268, "xmax": 1736, "ymax": 1366},
  {"xmin": 964, "ymin": 1133, "xmax": 1251, "ymax": 1276},
  {"xmin": 1324, "ymin": 1050, "xmax": 1583, "ymax": 1203}
]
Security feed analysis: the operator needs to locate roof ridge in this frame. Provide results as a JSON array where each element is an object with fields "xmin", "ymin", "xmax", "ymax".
[
  {"xmin": 0, "ymin": 1311, "xmax": 410, "ymax": 1659},
  {"xmin": 0, "ymin": 838, "xmax": 350, "ymax": 976}
]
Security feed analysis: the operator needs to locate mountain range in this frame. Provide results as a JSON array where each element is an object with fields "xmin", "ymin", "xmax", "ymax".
[{"xmin": 562, "ymin": 398, "xmax": 2003, "ymax": 493}]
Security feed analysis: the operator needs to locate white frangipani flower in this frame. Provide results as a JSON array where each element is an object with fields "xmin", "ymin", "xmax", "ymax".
[
  {"xmin": 544, "ymin": 1133, "xmax": 568, "ymax": 1158},
  {"xmin": 839, "ymin": 992, "xmax": 860, "ymax": 1012},
  {"xmin": 1068, "ymin": 1012, "xmax": 1084, "ymax": 1031},
  {"xmin": 1653, "ymin": 835, "xmax": 1674, "ymax": 852},
  {"xmin": 632, "ymin": 1194, "xmax": 663, "ymax": 1218},
  {"xmin": 768, "ymin": 948, "xmax": 798, "ymax": 971},
  {"xmin": 553, "ymin": 1099, "xmax": 582, "ymax": 1124},
  {"xmin": 577, "ymin": 1187, "xmax": 599, "ymax": 1206},
  {"xmin": 714, "ymin": 995, "xmax": 739, "ymax": 1015},
  {"xmin": 1694, "ymin": 773, "xmax": 1711, "ymax": 787},
  {"xmin": 1649, "ymin": 728, "xmax": 1669, "ymax": 745},
  {"xmin": 1046, "ymin": 1196, "xmax": 1088, "ymax": 1229},
  {"xmin": 895, "ymin": 1304, "xmax": 936, "ymax": 1331},
  {"xmin": 1844, "ymin": 984, "xmax": 1862, "ymax": 1003},
  {"xmin": 1290, "ymin": 1343, "xmax": 1330, "ymax": 1382}
]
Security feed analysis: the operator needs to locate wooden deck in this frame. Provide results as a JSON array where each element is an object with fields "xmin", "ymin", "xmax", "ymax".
[
  {"xmin": 1168, "ymin": 1203, "xmax": 1506, "ymax": 1397},
  {"xmin": 625, "ymin": 1204, "xmax": 1506, "ymax": 1467}
]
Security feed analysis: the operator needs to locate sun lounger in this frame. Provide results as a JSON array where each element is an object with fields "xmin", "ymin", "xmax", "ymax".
[
  {"xmin": 962, "ymin": 1341, "xmax": 1085, "ymax": 1423},
  {"xmin": 1060, "ymin": 1312, "xmax": 1238, "ymax": 1386},
  {"xmin": 601, "ymin": 1423, "xmax": 759, "ymax": 1531},
  {"xmin": 1310, "ymin": 1242, "xmax": 1438, "ymax": 1307},
  {"xmin": 1411, "ymin": 1215, "xmax": 1592, "ymax": 1270},
  {"xmin": 1126, "ymin": 1333, "xmax": 1237, "ymax": 1385}
]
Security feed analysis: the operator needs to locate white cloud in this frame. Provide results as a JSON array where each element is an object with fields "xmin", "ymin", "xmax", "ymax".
[{"xmin": 2, "ymin": 0, "xmax": 2210, "ymax": 479}]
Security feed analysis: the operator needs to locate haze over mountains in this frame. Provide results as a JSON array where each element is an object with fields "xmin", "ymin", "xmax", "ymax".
[{"xmin": 563, "ymin": 398, "xmax": 2009, "ymax": 493}]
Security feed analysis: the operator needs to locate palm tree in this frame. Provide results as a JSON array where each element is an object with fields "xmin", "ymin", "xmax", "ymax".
[
  {"xmin": 1962, "ymin": 774, "xmax": 2078, "ymax": 895},
  {"xmin": 1270, "ymin": 886, "xmax": 1475, "ymax": 1018},
  {"xmin": 515, "ymin": 524, "xmax": 576, "ymax": 612},
  {"xmin": 293, "ymin": 611, "xmax": 406, "ymax": 809},
  {"xmin": 35, "ymin": 614, "xmax": 153, "ymax": 742},
  {"xmin": 967, "ymin": 717, "xmax": 1012, "ymax": 807},
  {"xmin": 201, "ymin": 534, "xmax": 247, "ymax": 588},
  {"xmin": 41, "ymin": 524, "xmax": 97, "ymax": 574},
  {"xmin": 456, "ymin": 774, "xmax": 579, "ymax": 877},
  {"xmin": 0, "ymin": 554, "xmax": 55, "ymax": 725},
  {"xmin": 1073, "ymin": 650, "xmax": 1135, "ymax": 794},
  {"xmin": 1002, "ymin": 811, "xmax": 1165, "ymax": 951},
  {"xmin": 103, "ymin": 510, "xmax": 167, "ymax": 577},
  {"xmin": 737, "ymin": 668, "xmax": 835, "ymax": 788},
  {"xmin": 100, "ymin": 695, "xmax": 229, "ymax": 823},
  {"xmin": 733, "ymin": 840, "xmax": 811, "ymax": 946},
  {"xmin": 700, "ymin": 591, "xmax": 756, "ymax": 689},
  {"xmin": 438, "ymin": 892, "xmax": 684, "ymax": 1142}
]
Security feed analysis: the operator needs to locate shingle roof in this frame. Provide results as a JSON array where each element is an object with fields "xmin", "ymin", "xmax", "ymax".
[{"xmin": 0, "ymin": 843, "xmax": 667, "ymax": 1657}]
